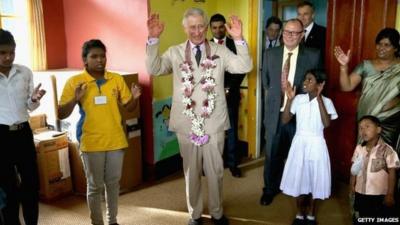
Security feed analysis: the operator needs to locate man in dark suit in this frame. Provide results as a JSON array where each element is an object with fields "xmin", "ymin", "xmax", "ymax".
[
  {"xmin": 260, "ymin": 18, "xmax": 322, "ymax": 206},
  {"xmin": 265, "ymin": 16, "xmax": 282, "ymax": 50},
  {"xmin": 209, "ymin": 13, "xmax": 246, "ymax": 178},
  {"xmin": 297, "ymin": 1, "xmax": 326, "ymax": 58}
]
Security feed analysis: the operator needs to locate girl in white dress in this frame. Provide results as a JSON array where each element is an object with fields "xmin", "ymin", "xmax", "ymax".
[{"xmin": 280, "ymin": 69, "xmax": 338, "ymax": 225}]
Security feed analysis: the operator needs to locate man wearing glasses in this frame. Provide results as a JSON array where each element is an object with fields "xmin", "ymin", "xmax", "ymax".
[{"xmin": 260, "ymin": 18, "xmax": 322, "ymax": 206}]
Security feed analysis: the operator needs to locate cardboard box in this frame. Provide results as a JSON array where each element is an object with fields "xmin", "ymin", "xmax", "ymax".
[
  {"xmin": 119, "ymin": 74, "xmax": 142, "ymax": 192},
  {"xmin": 29, "ymin": 114, "xmax": 47, "ymax": 131},
  {"xmin": 68, "ymin": 142, "xmax": 86, "ymax": 195},
  {"xmin": 35, "ymin": 131, "xmax": 72, "ymax": 201}
]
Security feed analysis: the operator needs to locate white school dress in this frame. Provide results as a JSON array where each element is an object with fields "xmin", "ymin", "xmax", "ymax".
[{"xmin": 280, "ymin": 94, "xmax": 338, "ymax": 199}]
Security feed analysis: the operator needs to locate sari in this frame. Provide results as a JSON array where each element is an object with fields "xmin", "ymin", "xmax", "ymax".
[{"xmin": 354, "ymin": 60, "xmax": 400, "ymax": 153}]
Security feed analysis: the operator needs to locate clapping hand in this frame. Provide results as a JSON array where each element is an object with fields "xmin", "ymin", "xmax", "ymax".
[
  {"xmin": 131, "ymin": 83, "xmax": 142, "ymax": 99},
  {"xmin": 74, "ymin": 82, "xmax": 87, "ymax": 103},
  {"xmin": 334, "ymin": 46, "xmax": 351, "ymax": 66},
  {"xmin": 31, "ymin": 83, "xmax": 46, "ymax": 102},
  {"xmin": 286, "ymin": 82, "xmax": 296, "ymax": 100},
  {"xmin": 147, "ymin": 13, "xmax": 165, "ymax": 38},
  {"xmin": 225, "ymin": 15, "xmax": 243, "ymax": 41}
]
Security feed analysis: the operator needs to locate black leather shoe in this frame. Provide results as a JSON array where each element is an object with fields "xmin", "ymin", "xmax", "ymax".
[
  {"xmin": 292, "ymin": 218, "xmax": 306, "ymax": 225},
  {"xmin": 307, "ymin": 219, "xmax": 317, "ymax": 225},
  {"xmin": 211, "ymin": 215, "xmax": 229, "ymax": 225},
  {"xmin": 260, "ymin": 192, "xmax": 274, "ymax": 205},
  {"xmin": 229, "ymin": 167, "xmax": 241, "ymax": 177},
  {"xmin": 188, "ymin": 218, "xmax": 203, "ymax": 225}
]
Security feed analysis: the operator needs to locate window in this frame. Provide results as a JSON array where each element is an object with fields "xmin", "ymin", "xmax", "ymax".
[{"xmin": 0, "ymin": 0, "xmax": 29, "ymax": 67}]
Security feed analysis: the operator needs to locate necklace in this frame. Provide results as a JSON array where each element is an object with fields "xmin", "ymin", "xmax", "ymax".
[{"xmin": 180, "ymin": 40, "xmax": 219, "ymax": 146}]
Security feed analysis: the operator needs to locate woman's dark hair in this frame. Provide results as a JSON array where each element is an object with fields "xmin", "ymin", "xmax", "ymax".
[
  {"xmin": 375, "ymin": 28, "xmax": 400, "ymax": 57},
  {"xmin": 0, "ymin": 29, "xmax": 16, "ymax": 46},
  {"xmin": 82, "ymin": 39, "xmax": 106, "ymax": 59},
  {"xmin": 305, "ymin": 69, "xmax": 326, "ymax": 84},
  {"xmin": 358, "ymin": 115, "xmax": 381, "ymax": 127}
]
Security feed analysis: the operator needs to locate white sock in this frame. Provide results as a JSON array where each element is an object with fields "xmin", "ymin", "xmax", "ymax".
[
  {"xmin": 307, "ymin": 215, "xmax": 315, "ymax": 221},
  {"xmin": 296, "ymin": 214, "xmax": 304, "ymax": 220}
]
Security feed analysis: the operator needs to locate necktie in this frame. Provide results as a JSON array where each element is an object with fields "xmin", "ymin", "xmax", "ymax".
[
  {"xmin": 302, "ymin": 30, "xmax": 307, "ymax": 43},
  {"xmin": 218, "ymin": 39, "xmax": 224, "ymax": 45},
  {"xmin": 281, "ymin": 52, "xmax": 293, "ymax": 93},
  {"xmin": 195, "ymin": 45, "xmax": 201, "ymax": 66},
  {"xmin": 268, "ymin": 40, "xmax": 273, "ymax": 48}
]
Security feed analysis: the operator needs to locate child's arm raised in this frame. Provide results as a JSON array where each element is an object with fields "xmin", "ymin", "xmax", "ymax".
[
  {"xmin": 281, "ymin": 82, "xmax": 296, "ymax": 124},
  {"xmin": 384, "ymin": 168, "xmax": 396, "ymax": 207},
  {"xmin": 316, "ymin": 81, "xmax": 330, "ymax": 127}
]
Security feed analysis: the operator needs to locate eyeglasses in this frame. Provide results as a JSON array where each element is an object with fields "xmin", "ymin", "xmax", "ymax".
[{"xmin": 282, "ymin": 30, "xmax": 303, "ymax": 37}]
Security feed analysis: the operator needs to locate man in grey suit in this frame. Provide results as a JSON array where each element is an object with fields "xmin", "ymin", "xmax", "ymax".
[
  {"xmin": 146, "ymin": 8, "xmax": 252, "ymax": 225},
  {"xmin": 260, "ymin": 18, "xmax": 321, "ymax": 206}
]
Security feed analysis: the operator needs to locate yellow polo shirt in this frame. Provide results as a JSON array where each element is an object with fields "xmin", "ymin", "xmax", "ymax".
[{"xmin": 59, "ymin": 70, "xmax": 132, "ymax": 152}]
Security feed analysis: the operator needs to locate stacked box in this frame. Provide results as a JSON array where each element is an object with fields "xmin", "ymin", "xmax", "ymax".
[{"xmin": 34, "ymin": 131, "xmax": 72, "ymax": 201}]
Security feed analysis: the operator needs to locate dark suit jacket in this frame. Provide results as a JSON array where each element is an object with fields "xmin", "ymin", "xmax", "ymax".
[
  {"xmin": 223, "ymin": 37, "xmax": 246, "ymax": 106},
  {"xmin": 261, "ymin": 45, "xmax": 321, "ymax": 147},
  {"xmin": 304, "ymin": 23, "xmax": 326, "ymax": 58}
]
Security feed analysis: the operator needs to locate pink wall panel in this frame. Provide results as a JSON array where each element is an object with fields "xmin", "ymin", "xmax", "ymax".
[
  {"xmin": 42, "ymin": 0, "xmax": 67, "ymax": 69},
  {"xmin": 62, "ymin": 0, "xmax": 154, "ymax": 164}
]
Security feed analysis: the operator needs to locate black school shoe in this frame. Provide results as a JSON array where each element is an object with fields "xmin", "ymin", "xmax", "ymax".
[
  {"xmin": 211, "ymin": 215, "xmax": 229, "ymax": 225},
  {"xmin": 292, "ymin": 217, "xmax": 307, "ymax": 225},
  {"xmin": 188, "ymin": 217, "xmax": 203, "ymax": 225}
]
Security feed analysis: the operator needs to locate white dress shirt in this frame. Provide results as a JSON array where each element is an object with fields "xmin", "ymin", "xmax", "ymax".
[
  {"xmin": 280, "ymin": 46, "xmax": 299, "ymax": 111},
  {"xmin": 0, "ymin": 64, "xmax": 40, "ymax": 125},
  {"xmin": 304, "ymin": 22, "xmax": 314, "ymax": 41},
  {"xmin": 265, "ymin": 37, "xmax": 280, "ymax": 49}
]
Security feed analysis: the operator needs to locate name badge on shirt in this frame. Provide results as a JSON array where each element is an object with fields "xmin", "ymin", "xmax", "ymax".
[{"xmin": 94, "ymin": 96, "xmax": 107, "ymax": 105}]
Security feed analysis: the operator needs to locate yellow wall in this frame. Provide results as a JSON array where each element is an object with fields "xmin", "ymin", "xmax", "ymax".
[
  {"xmin": 149, "ymin": 0, "xmax": 251, "ymax": 100},
  {"xmin": 149, "ymin": 0, "xmax": 258, "ymax": 157},
  {"xmin": 150, "ymin": 0, "xmax": 216, "ymax": 100},
  {"xmin": 397, "ymin": 3, "xmax": 400, "ymax": 31}
]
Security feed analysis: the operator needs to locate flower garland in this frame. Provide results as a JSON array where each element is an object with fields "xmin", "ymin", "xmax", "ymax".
[{"xmin": 180, "ymin": 40, "xmax": 219, "ymax": 146}]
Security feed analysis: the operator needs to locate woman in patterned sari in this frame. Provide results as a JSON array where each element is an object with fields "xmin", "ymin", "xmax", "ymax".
[{"xmin": 334, "ymin": 28, "xmax": 400, "ymax": 154}]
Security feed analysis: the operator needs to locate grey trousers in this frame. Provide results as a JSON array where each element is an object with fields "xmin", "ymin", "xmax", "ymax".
[
  {"xmin": 177, "ymin": 132, "xmax": 225, "ymax": 220},
  {"xmin": 81, "ymin": 150, "xmax": 124, "ymax": 225}
]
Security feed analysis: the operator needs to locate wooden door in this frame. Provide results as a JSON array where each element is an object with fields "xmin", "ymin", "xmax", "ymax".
[{"xmin": 325, "ymin": 0, "xmax": 397, "ymax": 180}]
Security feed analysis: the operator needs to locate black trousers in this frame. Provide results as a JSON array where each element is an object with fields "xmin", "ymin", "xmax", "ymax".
[
  {"xmin": 354, "ymin": 192, "xmax": 399, "ymax": 225},
  {"xmin": 0, "ymin": 123, "xmax": 39, "ymax": 225},
  {"xmin": 263, "ymin": 115, "xmax": 296, "ymax": 195}
]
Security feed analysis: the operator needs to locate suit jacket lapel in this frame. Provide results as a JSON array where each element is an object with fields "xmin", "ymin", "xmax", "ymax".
[
  {"xmin": 226, "ymin": 37, "xmax": 237, "ymax": 54},
  {"xmin": 294, "ymin": 46, "xmax": 305, "ymax": 91}
]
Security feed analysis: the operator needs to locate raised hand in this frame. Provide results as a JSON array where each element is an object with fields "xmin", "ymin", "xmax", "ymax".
[
  {"xmin": 74, "ymin": 82, "xmax": 87, "ymax": 103},
  {"xmin": 286, "ymin": 82, "xmax": 296, "ymax": 100},
  {"xmin": 334, "ymin": 46, "xmax": 351, "ymax": 66},
  {"xmin": 31, "ymin": 83, "xmax": 46, "ymax": 102},
  {"xmin": 225, "ymin": 15, "xmax": 243, "ymax": 41},
  {"xmin": 147, "ymin": 13, "xmax": 165, "ymax": 38},
  {"xmin": 131, "ymin": 83, "xmax": 142, "ymax": 99},
  {"xmin": 317, "ymin": 81, "xmax": 325, "ymax": 96}
]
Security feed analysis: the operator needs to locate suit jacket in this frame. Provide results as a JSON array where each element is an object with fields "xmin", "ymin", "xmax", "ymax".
[
  {"xmin": 304, "ymin": 23, "xmax": 326, "ymax": 57},
  {"xmin": 146, "ymin": 40, "xmax": 252, "ymax": 135},
  {"xmin": 262, "ymin": 45, "xmax": 321, "ymax": 140},
  {"xmin": 220, "ymin": 37, "xmax": 246, "ymax": 106}
]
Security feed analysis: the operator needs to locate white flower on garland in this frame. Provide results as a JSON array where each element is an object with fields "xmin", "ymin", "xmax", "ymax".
[{"xmin": 179, "ymin": 53, "xmax": 219, "ymax": 146}]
